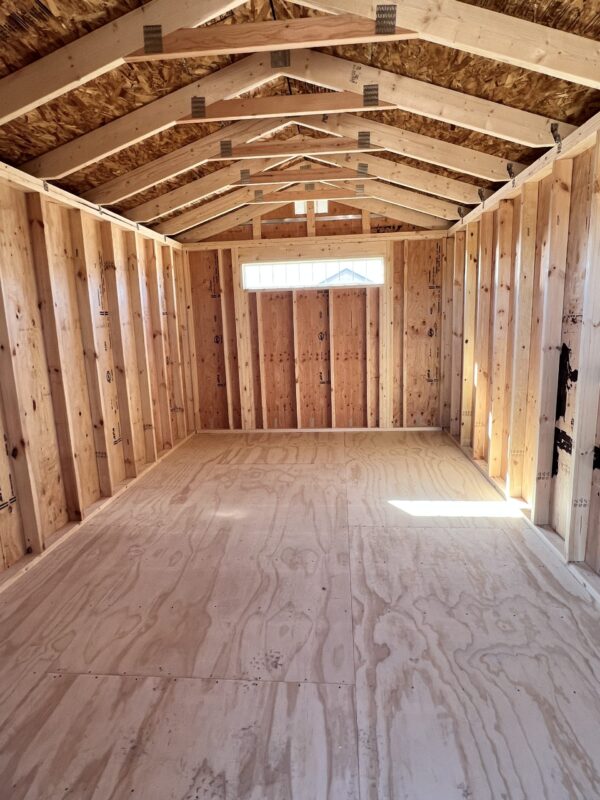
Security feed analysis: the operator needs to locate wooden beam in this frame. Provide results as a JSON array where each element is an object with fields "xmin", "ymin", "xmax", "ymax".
[
  {"xmin": 361, "ymin": 209, "xmax": 371, "ymax": 233},
  {"xmin": 177, "ymin": 202, "xmax": 290, "ymax": 243},
  {"xmin": 450, "ymin": 232, "xmax": 465, "ymax": 438},
  {"xmin": 440, "ymin": 237, "xmax": 453, "ymax": 430},
  {"xmin": 127, "ymin": 232, "xmax": 159, "ymax": 464},
  {"xmin": 83, "ymin": 118, "xmax": 288, "ymax": 206},
  {"xmin": 178, "ymin": 91, "xmax": 394, "ymax": 122},
  {"xmin": 100, "ymin": 222, "xmax": 141, "ymax": 479},
  {"xmin": 69, "ymin": 210, "xmax": 120, "ymax": 496},
  {"xmin": 379, "ymin": 243, "xmax": 394, "ymax": 427},
  {"xmin": 126, "ymin": 14, "xmax": 417, "ymax": 61},
  {"xmin": 218, "ymin": 251, "xmax": 236, "ymax": 429},
  {"xmin": 154, "ymin": 183, "xmax": 294, "ymax": 235},
  {"xmin": 250, "ymin": 186, "xmax": 367, "ymax": 204},
  {"xmin": 366, "ymin": 287, "xmax": 379, "ymax": 427},
  {"xmin": 23, "ymin": 54, "xmax": 275, "ymax": 179},
  {"xmin": 460, "ymin": 222, "xmax": 478, "ymax": 447},
  {"xmin": 532, "ymin": 159, "xmax": 573, "ymax": 525},
  {"xmin": 232, "ymin": 252, "xmax": 256, "ymax": 430},
  {"xmin": 298, "ymin": 114, "xmax": 522, "ymax": 183},
  {"xmin": 204, "ymin": 136, "xmax": 384, "ymax": 161},
  {"xmin": 182, "ymin": 251, "xmax": 201, "ymax": 432},
  {"xmin": 0, "ymin": 198, "xmax": 45, "ymax": 553},
  {"xmin": 162, "ymin": 247, "xmax": 187, "ymax": 441},
  {"xmin": 288, "ymin": 0, "xmax": 600, "ymax": 89},
  {"xmin": 345, "ymin": 197, "xmax": 451, "ymax": 230},
  {"xmin": 285, "ymin": 50, "xmax": 573, "ymax": 146},
  {"xmin": 565, "ymin": 133, "xmax": 600, "ymax": 561},
  {"xmin": 451, "ymin": 109, "xmax": 600, "ymax": 231},
  {"xmin": 27, "ymin": 194, "xmax": 85, "ymax": 521},
  {"xmin": 330, "ymin": 178, "xmax": 461, "ymax": 220},
  {"xmin": 489, "ymin": 200, "xmax": 515, "ymax": 477},
  {"xmin": 306, "ymin": 201, "xmax": 316, "ymax": 236},
  {"xmin": 147, "ymin": 242, "xmax": 174, "ymax": 451},
  {"xmin": 126, "ymin": 156, "xmax": 292, "ymax": 223},
  {"xmin": 292, "ymin": 292, "xmax": 303, "ymax": 428},
  {"xmin": 472, "ymin": 211, "xmax": 494, "ymax": 460},
  {"xmin": 232, "ymin": 165, "xmax": 376, "ymax": 186},
  {"xmin": 0, "ymin": 0, "xmax": 247, "ymax": 126},
  {"xmin": 311, "ymin": 149, "xmax": 484, "ymax": 205},
  {"xmin": 186, "ymin": 229, "xmax": 449, "ymax": 250},
  {"xmin": 507, "ymin": 183, "xmax": 539, "ymax": 499}
]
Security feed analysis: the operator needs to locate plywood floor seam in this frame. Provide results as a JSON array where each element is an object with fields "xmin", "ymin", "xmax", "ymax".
[{"xmin": 1, "ymin": 431, "xmax": 600, "ymax": 799}]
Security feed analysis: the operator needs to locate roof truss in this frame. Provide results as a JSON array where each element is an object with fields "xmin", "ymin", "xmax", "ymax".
[
  {"xmin": 287, "ymin": 0, "xmax": 600, "ymax": 89},
  {"xmin": 125, "ymin": 14, "xmax": 417, "ymax": 61},
  {"xmin": 0, "ymin": 0, "xmax": 247, "ymax": 127},
  {"xmin": 282, "ymin": 50, "xmax": 575, "ymax": 147}
]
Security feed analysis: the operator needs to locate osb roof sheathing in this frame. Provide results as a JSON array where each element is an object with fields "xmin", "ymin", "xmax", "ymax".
[{"xmin": 1, "ymin": 0, "xmax": 599, "ymax": 222}]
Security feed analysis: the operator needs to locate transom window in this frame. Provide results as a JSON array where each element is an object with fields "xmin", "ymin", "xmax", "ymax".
[{"xmin": 241, "ymin": 256, "xmax": 385, "ymax": 291}]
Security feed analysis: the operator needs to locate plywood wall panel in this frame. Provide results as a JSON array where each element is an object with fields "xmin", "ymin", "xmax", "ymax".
[
  {"xmin": 403, "ymin": 239, "xmax": 443, "ymax": 427},
  {"xmin": 294, "ymin": 290, "xmax": 331, "ymax": 429},
  {"xmin": 330, "ymin": 289, "xmax": 367, "ymax": 428},
  {"xmin": 189, "ymin": 251, "xmax": 229, "ymax": 430},
  {"xmin": 257, "ymin": 292, "xmax": 297, "ymax": 429}
]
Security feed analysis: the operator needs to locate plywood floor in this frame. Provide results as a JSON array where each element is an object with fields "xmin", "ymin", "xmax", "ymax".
[{"xmin": 1, "ymin": 431, "xmax": 600, "ymax": 799}]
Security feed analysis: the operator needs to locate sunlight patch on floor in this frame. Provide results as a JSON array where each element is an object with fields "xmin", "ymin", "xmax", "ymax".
[{"xmin": 387, "ymin": 499, "xmax": 525, "ymax": 518}]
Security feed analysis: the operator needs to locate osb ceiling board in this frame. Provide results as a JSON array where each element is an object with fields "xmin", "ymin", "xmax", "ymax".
[{"xmin": 0, "ymin": 0, "xmax": 599, "ymax": 216}]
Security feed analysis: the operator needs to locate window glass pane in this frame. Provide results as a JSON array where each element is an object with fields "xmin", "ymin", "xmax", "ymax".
[
  {"xmin": 241, "ymin": 256, "xmax": 385, "ymax": 291},
  {"xmin": 294, "ymin": 200, "xmax": 307, "ymax": 215}
]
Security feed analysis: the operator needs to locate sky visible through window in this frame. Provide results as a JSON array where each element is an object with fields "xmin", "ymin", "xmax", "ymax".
[{"xmin": 241, "ymin": 257, "xmax": 385, "ymax": 291}]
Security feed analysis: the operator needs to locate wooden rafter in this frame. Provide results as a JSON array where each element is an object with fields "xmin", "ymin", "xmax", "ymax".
[
  {"xmin": 126, "ymin": 14, "xmax": 417, "ymax": 61},
  {"xmin": 23, "ymin": 54, "xmax": 277, "ymax": 179},
  {"xmin": 177, "ymin": 92, "xmax": 394, "ymax": 122},
  {"xmin": 347, "ymin": 197, "xmax": 450, "ymax": 230},
  {"xmin": 83, "ymin": 118, "xmax": 290, "ymax": 206},
  {"xmin": 313, "ymin": 151, "xmax": 483, "ymax": 205},
  {"xmin": 125, "ymin": 155, "xmax": 296, "ymax": 223},
  {"xmin": 177, "ymin": 202, "xmax": 291, "ymax": 242},
  {"xmin": 288, "ymin": 0, "xmax": 600, "ymax": 89},
  {"xmin": 0, "ymin": 0, "xmax": 247, "ymax": 127},
  {"xmin": 297, "ymin": 114, "xmax": 523, "ymax": 182},
  {"xmin": 153, "ymin": 184, "xmax": 295, "ymax": 235},
  {"xmin": 324, "ymin": 178, "xmax": 461, "ymax": 220},
  {"xmin": 283, "ymin": 50, "xmax": 575, "ymax": 147}
]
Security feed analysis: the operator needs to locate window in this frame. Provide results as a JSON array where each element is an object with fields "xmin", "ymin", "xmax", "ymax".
[{"xmin": 241, "ymin": 256, "xmax": 385, "ymax": 291}]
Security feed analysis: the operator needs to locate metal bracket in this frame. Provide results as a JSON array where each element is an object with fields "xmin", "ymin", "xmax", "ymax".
[
  {"xmin": 254, "ymin": 189, "xmax": 264, "ymax": 201},
  {"xmin": 551, "ymin": 122, "xmax": 563, "ymax": 153},
  {"xmin": 357, "ymin": 162, "xmax": 368, "ymax": 176},
  {"xmin": 358, "ymin": 131, "xmax": 371, "ymax": 149},
  {"xmin": 271, "ymin": 50, "xmax": 290, "ymax": 68},
  {"xmin": 375, "ymin": 4, "xmax": 397, "ymax": 35},
  {"xmin": 143, "ymin": 24, "xmax": 163, "ymax": 54},
  {"xmin": 220, "ymin": 140, "xmax": 233, "ymax": 158},
  {"xmin": 457, "ymin": 206, "xmax": 467, "ymax": 219},
  {"xmin": 305, "ymin": 183, "xmax": 315, "ymax": 191},
  {"xmin": 363, "ymin": 84, "xmax": 379, "ymax": 107},
  {"xmin": 356, "ymin": 183, "xmax": 365, "ymax": 196},
  {"xmin": 478, "ymin": 188, "xmax": 486, "ymax": 203},
  {"xmin": 300, "ymin": 163, "xmax": 312, "ymax": 171},
  {"xmin": 191, "ymin": 96, "xmax": 206, "ymax": 119},
  {"xmin": 507, "ymin": 162, "xmax": 516, "ymax": 180},
  {"xmin": 240, "ymin": 169, "xmax": 250, "ymax": 184}
]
